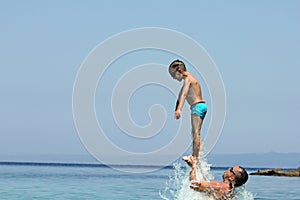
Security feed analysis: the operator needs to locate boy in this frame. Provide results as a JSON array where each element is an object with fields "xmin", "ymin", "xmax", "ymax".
[{"xmin": 168, "ymin": 59, "xmax": 207, "ymax": 161}]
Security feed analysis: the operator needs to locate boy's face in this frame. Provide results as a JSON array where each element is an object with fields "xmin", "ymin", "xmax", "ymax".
[{"xmin": 169, "ymin": 68, "xmax": 183, "ymax": 81}]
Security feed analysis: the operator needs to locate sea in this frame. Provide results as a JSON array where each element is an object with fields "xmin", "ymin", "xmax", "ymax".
[{"xmin": 0, "ymin": 160, "xmax": 299, "ymax": 200}]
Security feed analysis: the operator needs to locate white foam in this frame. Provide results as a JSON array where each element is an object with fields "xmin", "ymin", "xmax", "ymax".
[{"xmin": 160, "ymin": 157, "xmax": 214, "ymax": 200}]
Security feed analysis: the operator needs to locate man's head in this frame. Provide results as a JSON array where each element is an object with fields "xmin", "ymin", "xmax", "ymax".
[
  {"xmin": 168, "ymin": 59, "xmax": 186, "ymax": 81},
  {"xmin": 223, "ymin": 166, "xmax": 248, "ymax": 187}
]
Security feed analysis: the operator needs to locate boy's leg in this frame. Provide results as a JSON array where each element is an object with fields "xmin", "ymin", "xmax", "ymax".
[{"xmin": 191, "ymin": 114, "xmax": 203, "ymax": 159}]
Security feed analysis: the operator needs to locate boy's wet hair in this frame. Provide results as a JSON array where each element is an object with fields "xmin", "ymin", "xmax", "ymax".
[
  {"xmin": 234, "ymin": 166, "xmax": 248, "ymax": 187},
  {"xmin": 169, "ymin": 59, "xmax": 187, "ymax": 71}
]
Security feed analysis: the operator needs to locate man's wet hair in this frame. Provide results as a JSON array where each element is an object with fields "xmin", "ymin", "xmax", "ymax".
[
  {"xmin": 169, "ymin": 59, "xmax": 187, "ymax": 71},
  {"xmin": 234, "ymin": 166, "xmax": 248, "ymax": 187}
]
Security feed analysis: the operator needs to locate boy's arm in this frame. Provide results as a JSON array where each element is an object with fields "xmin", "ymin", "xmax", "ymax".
[{"xmin": 175, "ymin": 78, "xmax": 191, "ymax": 119}]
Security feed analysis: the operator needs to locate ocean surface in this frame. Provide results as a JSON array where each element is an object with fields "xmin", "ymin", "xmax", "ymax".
[{"xmin": 0, "ymin": 161, "xmax": 299, "ymax": 200}]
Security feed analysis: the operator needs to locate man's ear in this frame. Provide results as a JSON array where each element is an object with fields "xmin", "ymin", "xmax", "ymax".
[
  {"xmin": 177, "ymin": 68, "xmax": 182, "ymax": 73},
  {"xmin": 229, "ymin": 176, "xmax": 235, "ymax": 182}
]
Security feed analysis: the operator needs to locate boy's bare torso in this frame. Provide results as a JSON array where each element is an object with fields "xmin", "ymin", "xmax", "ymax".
[{"xmin": 179, "ymin": 73, "xmax": 203, "ymax": 106}]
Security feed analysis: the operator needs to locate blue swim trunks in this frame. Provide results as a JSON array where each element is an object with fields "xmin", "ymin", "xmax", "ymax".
[{"xmin": 191, "ymin": 102, "xmax": 207, "ymax": 119}]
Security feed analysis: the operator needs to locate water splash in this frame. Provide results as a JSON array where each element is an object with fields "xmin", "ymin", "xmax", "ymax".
[
  {"xmin": 233, "ymin": 186, "xmax": 255, "ymax": 200},
  {"xmin": 159, "ymin": 156, "xmax": 214, "ymax": 200},
  {"xmin": 159, "ymin": 156, "xmax": 254, "ymax": 200}
]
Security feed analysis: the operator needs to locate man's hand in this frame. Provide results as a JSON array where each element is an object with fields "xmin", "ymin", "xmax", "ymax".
[
  {"xmin": 175, "ymin": 110, "xmax": 181, "ymax": 119},
  {"xmin": 190, "ymin": 181, "xmax": 202, "ymax": 191}
]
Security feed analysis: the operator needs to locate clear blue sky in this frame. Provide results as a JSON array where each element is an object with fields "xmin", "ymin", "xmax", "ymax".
[{"xmin": 1, "ymin": 1, "xmax": 299, "ymax": 159}]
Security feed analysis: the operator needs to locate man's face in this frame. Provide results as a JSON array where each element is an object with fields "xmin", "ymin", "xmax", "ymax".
[{"xmin": 222, "ymin": 166, "xmax": 240, "ymax": 181}]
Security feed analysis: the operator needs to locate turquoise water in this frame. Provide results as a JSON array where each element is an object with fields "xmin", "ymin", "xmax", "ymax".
[{"xmin": 0, "ymin": 162, "xmax": 299, "ymax": 200}]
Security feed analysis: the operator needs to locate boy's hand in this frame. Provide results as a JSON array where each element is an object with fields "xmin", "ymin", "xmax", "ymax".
[{"xmin": 175, "ymin": 110, "xmax": 181, "ymax": 119}]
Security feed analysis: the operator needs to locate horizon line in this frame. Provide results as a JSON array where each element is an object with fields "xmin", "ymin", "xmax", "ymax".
[{"xmin": 1, "ymin": 161, "xmax": 296, "ymax": 170}]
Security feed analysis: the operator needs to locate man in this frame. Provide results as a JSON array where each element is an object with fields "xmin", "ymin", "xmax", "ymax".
[
  {"xmin": 169, "ymin": 59, "xmax": 207, "ymax": 160},
  {"xmin": 183, "ymin": 156, "xmax": 248, "ymax": 200}
]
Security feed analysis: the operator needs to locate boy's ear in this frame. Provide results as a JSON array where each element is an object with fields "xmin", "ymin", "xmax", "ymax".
[{"xmin": 177, "ymin": 68, "xmax": 182, "ymax": 73}]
